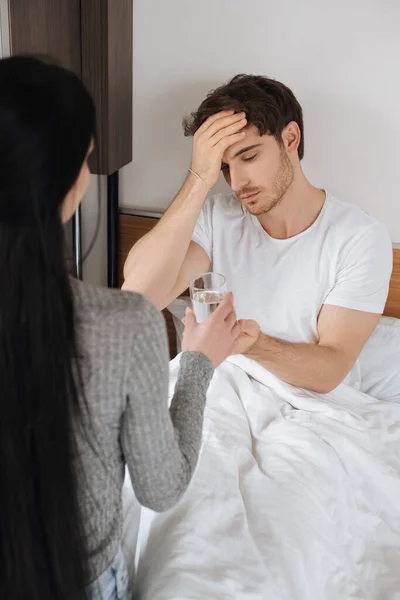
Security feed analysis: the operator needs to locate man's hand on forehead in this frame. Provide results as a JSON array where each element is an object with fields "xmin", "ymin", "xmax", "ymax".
[{"xmin": 189, "ymin": 111, "xmax": 247, "ymax": 190}]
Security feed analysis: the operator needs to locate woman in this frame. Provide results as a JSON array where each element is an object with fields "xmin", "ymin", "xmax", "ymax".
[{"xmin": 0, "ymin": 56, "xmax": 240, "ymax": 599}]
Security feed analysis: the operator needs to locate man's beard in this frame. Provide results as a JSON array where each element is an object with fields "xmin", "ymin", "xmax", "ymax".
[{"xmin": 243, "ymin": 150, "xmax": 294, "ymax": 216}]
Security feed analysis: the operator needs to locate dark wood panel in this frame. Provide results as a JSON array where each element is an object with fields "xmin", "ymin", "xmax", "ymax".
[
  {"xmin": 80, "ymin": 0, "xmax": 107, "ymax": 174},
  {"xmin": 118, "ymin": 215, "xmax": 159, "ymax": 285},
  {"xmin": 9, "ymin": 0, "xmax": 133, "ymax": 175},
  {"xmin": 81, "ymin": 0, "xmax": 133, "ymax": 175},
  {"xmin": 384, "ymin": 249, "xmax": 400, "ymax": 319},
  {"xmin": 9, "ymin": 0, "xmax": 81, "ymax": 74},
  {"xmin": 107, "ymin": 0, "xmax": 133, "ymax": 175}
]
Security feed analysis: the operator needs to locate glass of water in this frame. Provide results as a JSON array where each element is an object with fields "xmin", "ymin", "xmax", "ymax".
[{"xmin": 190, "ymin": 272, "xmax": 227, "ymax": 323}]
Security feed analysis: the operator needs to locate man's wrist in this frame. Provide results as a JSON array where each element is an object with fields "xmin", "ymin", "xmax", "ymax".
[
  {"xmin": 186, "ymin": 171, "xmax": 211, "ymax": 198},
  {"xmin": 188, "ymin": 168, "xmax": 210, "ymax": 192}
]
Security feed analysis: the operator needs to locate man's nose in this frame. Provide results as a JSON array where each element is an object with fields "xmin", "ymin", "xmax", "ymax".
[{"xmin": 229, "ymin": 167, "xmax": 248, "ymax": 193}]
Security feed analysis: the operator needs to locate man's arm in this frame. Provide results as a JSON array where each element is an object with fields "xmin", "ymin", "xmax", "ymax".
[
  {"xmin": 237, "ymin": 306, "xmax": 380, "ymax": 393},
  {"xmin": 122, "ymin": 176, "xmax": 210, "ymax": 310},
  {"xmin": 122, "ymin": 110, "xmax": 247, "ymax": 309},
  {"xmin": 237, "ymin": 221, "xmax": 392, "ymax": 393}
]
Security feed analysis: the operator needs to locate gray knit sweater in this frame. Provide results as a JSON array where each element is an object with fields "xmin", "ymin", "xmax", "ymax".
[{"xmin": 71, "ymin": 279, "xmax": 214, "ymax": 583}]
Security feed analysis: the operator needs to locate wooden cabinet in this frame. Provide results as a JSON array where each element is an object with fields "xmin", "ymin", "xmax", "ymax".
[
  {"xmin": 8, "ymin": 0, "xmax": 81, "ymax": 73},
  {"xmin": 8, "ymin": 0, "xmax": 132, "ymax": 176},
  {"xmin": 6, "ymin": 0, "xmax": 133, "ymax": 283}
]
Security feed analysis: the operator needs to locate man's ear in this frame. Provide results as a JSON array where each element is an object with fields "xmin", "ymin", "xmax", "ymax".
[{"xmin": 282, "ymin": 121, "xmax": 301, "ymax": 155}]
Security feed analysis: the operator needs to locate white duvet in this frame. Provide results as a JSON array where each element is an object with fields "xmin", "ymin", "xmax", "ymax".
[{"xmin": 126, "ymin": 355, "xmax": 400, "ymax": 600}]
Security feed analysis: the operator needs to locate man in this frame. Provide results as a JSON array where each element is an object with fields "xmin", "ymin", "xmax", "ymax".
[{"xmin": 123, "ymin": 74, "xmax": 392, "ymax": 393}]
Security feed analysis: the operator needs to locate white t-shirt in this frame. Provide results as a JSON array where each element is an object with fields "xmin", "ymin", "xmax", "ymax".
[{"xmin": 191, "ymin": 192, "xmax": 393, "ymax": 344}]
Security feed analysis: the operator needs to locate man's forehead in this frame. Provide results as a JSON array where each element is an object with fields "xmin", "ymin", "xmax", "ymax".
[{"xmin": 222, "ymin": 127, "xmax": 264, "ymax": 163}]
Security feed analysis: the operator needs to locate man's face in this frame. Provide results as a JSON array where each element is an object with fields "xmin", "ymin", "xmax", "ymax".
[{"xmin": 221, "ymin": 125, "xmax": 294, "ymax": 216}]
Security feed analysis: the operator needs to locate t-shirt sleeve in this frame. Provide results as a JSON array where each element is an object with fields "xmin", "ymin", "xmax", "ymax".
[
  {"xmin": 324, "ymin": 222, "xmax": 393, "ymax": 314},
  {"xmin": 191, "ymin": 197, "xmax": 213, "ymax": 260}
]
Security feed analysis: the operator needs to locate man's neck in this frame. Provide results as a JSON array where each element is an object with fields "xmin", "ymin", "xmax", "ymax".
[{"xmin": 257, "ymin": 170, "xmax": 326, "ymax": 240}]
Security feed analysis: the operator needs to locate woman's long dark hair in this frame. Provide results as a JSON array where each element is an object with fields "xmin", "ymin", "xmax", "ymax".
[{"xmin": 0, "ymin": 56, "xmax": 95, "ymax": 599}]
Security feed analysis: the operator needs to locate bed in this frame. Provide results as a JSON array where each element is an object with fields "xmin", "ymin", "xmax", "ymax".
[{"xmin": 119, "ymin": 210, "xmax": 400, "ymax": 599}]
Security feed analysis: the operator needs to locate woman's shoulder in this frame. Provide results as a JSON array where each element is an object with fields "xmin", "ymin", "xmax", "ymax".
[{"xmin": 70, "ymin": 278, "xmax": 163, "ymax": 333}]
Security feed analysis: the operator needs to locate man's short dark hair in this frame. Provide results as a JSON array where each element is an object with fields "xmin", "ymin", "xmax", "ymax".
[{"xmin": 183, "ymin": 74, "xmax": 304, "ymax": 160}]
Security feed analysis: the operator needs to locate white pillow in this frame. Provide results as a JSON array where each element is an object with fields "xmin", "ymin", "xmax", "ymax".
[{"xmin": 358, "ymin": 316, "xmax": 400, "ymax": 400}]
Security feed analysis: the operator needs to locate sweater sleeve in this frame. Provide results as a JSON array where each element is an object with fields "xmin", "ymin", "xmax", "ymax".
[{"xmin": 120, "ymin": 298, "xmax": 214, "ymax": 512}]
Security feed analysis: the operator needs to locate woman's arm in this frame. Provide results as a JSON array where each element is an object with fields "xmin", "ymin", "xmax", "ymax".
[{"xmin": 120, "ymin": 299, "xmax": 213, "ymax": 512}]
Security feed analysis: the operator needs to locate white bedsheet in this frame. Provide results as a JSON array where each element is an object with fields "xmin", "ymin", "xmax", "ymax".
[{"xmin": 127, "ymin": 355, "xmax": 400, "ymax": 600}]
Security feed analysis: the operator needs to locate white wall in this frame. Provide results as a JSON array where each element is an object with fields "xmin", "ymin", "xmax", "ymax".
[
  {"xmin": 120, "ymin": 0, "xmax": 400, "ymax": 242},
  {"xmin": 0, "ymin": 0, "xmax": 10, "ymax": 59}
]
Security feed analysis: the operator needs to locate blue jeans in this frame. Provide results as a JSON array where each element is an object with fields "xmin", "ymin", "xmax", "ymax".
[{"xmin": 87, "ymin": 549, "xmax": 132, "ymax": 600}]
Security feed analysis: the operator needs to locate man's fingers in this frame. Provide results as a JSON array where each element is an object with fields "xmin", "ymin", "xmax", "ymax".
[
  {"xmin": 236, "ymin": 319, "xmax": 253, "ymax": 335},
  {"xmin": 194, "ymin": 110, "xmax": 235, "ymax": 136},
  {"xmin": 216, "ymin": 132, "xmax": 247, "ymax": 153},
  {"xmin": 206, "ymin": 112, "xmax": 246, "ymax": 139},
  {"xmin": 237, "ymin": 319, "xmax": 253, "ymax": 332},
  {"xmin": 210, "ymin": 118, "xmax": 247, "ymax": 146}
]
